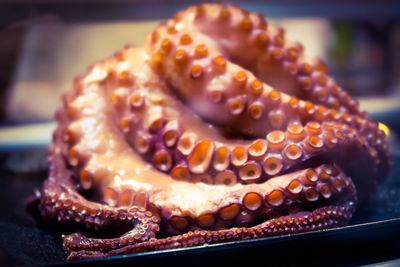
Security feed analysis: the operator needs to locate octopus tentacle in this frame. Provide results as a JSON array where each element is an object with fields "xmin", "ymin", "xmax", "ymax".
[
  {"xmin": 37, "ymin": 3, "xmax": 389, "ymax": 260},
  {"xmin": 148, "ymin": 4, "xmax": 357, "ymax": 121},
  {"xmin": 145, "ymin": 3, "xmax": 387, "ymax": 174},
  {"xmin": 40, "ymin": 119, "xmax": 160, "ymax": 253},
  {"xmin": 43, "ymin": 188, "xmax": 159, "ymax": 253},
  {"xmin": 68, "ymin": 202, "xmax": 356, "ymax": 260}
]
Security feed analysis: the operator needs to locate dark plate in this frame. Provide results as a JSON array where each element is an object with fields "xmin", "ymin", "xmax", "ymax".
[{"xmin": 0, "ymin": 149, "xmax": 399, "ymax": 267}]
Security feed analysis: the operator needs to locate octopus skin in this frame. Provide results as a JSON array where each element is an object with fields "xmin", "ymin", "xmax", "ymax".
[{"xmin": 37, "ymin": 3, "xmax": 390, "ymax": 260}]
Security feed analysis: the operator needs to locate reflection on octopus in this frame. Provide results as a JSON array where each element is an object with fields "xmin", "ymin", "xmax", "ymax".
[{"xmin": 37, "ymin": 3, "xmax": 390, "ymax": 260}]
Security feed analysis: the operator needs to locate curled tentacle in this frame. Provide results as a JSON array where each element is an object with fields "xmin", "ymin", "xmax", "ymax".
[
  {"xmin": 40, "ymin": 129, "xmax": 160, "ymax": 253},
  {"xmin": 69, "ymin": 200, "xmax": 356, "ymax": 259}
]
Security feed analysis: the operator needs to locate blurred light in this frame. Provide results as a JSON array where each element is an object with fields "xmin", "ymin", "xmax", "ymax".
[{"xmin": 378, "ymin": 122, "xmax": 390, "ymax": 136}]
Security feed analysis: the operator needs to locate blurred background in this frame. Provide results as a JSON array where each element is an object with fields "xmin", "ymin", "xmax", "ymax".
[
  {"xmin": 0, "ymin": 0, "xmax": 400, "ymax": 137},
  {"xmin": 1, "ymin": 1, "xmax": 400, "ymax": 266}
]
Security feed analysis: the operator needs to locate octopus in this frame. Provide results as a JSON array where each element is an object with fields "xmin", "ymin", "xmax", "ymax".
[{"xmin": 37, "ymin": 3, "xmax": 390, "ymax": 260}]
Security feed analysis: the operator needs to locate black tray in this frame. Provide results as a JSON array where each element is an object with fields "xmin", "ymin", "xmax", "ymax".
[{"xmin": 0, "ymin": 149, "xmax": 399, "ymax": 267}]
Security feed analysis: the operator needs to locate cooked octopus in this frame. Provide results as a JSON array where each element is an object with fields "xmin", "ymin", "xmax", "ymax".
[{"xmin": 37, "ymin": 3, "xmax": 390, "ymax": 260}]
